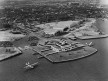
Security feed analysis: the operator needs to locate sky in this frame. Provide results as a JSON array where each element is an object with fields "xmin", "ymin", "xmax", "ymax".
[{"xmin": 100, "ymin": 0, "xmax": 108, "ymax": 5}]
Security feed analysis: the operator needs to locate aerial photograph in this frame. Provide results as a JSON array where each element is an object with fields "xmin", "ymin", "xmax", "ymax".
[{"xmin": 0, "ymin": 0, "xmax": 108, "ymax": 81}]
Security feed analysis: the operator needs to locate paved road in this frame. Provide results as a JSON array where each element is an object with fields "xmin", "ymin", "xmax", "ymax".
[{"xmin": 0, "ymin": 19, "xmax": 108, "ymax": 81}]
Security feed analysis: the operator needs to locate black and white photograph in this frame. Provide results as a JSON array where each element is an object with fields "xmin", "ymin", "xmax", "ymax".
[{"xmin": 0, "ymin": 0, "xmax": 108, "ymax": 81}]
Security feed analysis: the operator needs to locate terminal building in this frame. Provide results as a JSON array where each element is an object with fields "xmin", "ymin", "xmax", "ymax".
[{"xmin": 36, "ymin": 20, "xmax": 80, "ymax": 36}]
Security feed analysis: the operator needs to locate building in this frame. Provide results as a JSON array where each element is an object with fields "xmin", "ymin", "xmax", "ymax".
[
  {"xmin": 36, "ymin": 20, "xmax": 80, "ymax": 36},
  {"xmin": 44, "ymin": 39, "xmax": 80, "ymax": 52}
]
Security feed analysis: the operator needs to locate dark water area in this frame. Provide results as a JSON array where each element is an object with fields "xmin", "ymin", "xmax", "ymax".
[{"xmin": 0, "ymin": 19, "xmax": 108, "ymax": 81}]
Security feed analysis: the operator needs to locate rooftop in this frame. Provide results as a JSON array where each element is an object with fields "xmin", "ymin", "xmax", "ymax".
[{"xmin": 37, "ymin": 20, "xmax": 80, "ymax": 34}]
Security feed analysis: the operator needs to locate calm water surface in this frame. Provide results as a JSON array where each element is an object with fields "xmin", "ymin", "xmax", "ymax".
[{"xmin": 0, "ymin": 19, "xmax": 108, "ymax": 81}]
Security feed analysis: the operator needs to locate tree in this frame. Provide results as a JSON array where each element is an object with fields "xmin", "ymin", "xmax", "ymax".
[
  {"xmin": 63, "ymin": 27, "xmax": 69, "ymax": 32},
  {"xmin": 3, "ymin": 23, "xmax": 13, "ymax": 29},
  {"xmin": 30, "ymin": 42, "xmax": 38, "ymax": 46},
  {"xmin": 0, "ymin": 41, "xmax": 13, "ymax": 47},
  {"xmin": 55, "ymin": 30, "xmax": 67, "ymax": 36},
  {"xmin": 28, "ymin": 36, "xmax": 39, "ymax": 41}
]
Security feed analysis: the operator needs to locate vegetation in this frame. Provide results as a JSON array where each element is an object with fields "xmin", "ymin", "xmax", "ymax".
[
  {"xmin": 0, "ymin": 1, "xmax": 106, "ymax": 34},
  {"xmin": 1, "ymin": 2, "xmax": 105, "ymax": 27},
  {"xmin": 28, "ymin": 36, "xmax": 39, "ymax": 41},
  {"xmin": 55, "ymin": 30, "xmax": 68, "ymax": 36},
  {"xmin": 0, "ymin": 41, "xmax": 13, "ymax": 47},
  {"xmin": 30, "ymin": 42, "xmax": 38, "ymax": 46}
]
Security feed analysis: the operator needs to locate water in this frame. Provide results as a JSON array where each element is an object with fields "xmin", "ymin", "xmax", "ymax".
[{"xmin": 0, "ymin": 19, "xmax": 108, "ymax": 81}]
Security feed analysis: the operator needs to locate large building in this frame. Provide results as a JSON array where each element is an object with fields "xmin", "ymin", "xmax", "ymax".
[{"xmin": 36, "ymin": 20, "xmax": 80, "ymax": 35}]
